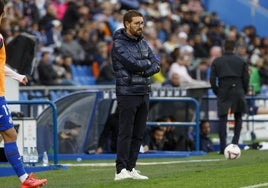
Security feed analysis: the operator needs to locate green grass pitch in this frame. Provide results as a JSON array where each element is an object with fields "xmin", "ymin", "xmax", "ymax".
[{"xmin": 1, "ymin": 149, "xmax": 268, "ymax": 188}]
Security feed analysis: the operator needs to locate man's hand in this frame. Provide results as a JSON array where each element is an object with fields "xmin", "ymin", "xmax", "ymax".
[
  {"xmin": 95, "ymin": 147, "xmax": 104, "ymax": 154},
  {"xmin": 21, "ymin": 76, "xmax": 28, "ymax": 85},
  {"xmin": 143, "ymin": 145, "xmax": 149, "ymax": 152}
]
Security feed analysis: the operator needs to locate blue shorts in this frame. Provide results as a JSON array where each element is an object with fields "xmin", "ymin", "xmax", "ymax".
[{"xmin": 0, "ymin": 97, "xmax": 13, "ymax": 131}]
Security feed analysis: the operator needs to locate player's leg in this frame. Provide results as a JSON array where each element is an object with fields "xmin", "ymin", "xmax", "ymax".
[
  {"xmin": 1, "ymin": 128, "xmax": 28, "ymax": 182},
  {"xmin": 1, "ymin": 128, "xmax": 47, "ymax": 188},
  {"xmin": 0, "ymin": 98, "xmax": 47, "ymax": 187}
]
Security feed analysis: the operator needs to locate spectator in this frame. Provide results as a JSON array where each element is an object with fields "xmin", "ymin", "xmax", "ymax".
[
  {"xmin": 158, "ymin": 116, "xmax": 180, "ymax": 151},
  {"xmin": 179, "ymin": 44, "xmax": 194, "ymax": 67},
  {"xmin": 248, "ymin": 36, "xmax": 262, "ymax": 65},
  {"xmin": 144, "ymin": 22, "xmax": 164, "ymax": 55},
  {"xmin": 248, "ymin": 63, "xmax": 261, "ymax": 94},
  {"xmin": 59, "ymin": 29, "xmax": 85, "ymax": 65},
  {"xmin": 61, "ymin": 0, "xmax": 79, "ymax": 31},
  {"xmin": 227, "ymin": 26, "xmax": 239, "ymax": 40},
  {"xmin": 58, "ymin": 120, "xmax": 82, "ymax": 154},
  {"xmin": 207, "ymin": 20, "xmax": 223, "ymax": 47},
  {"xmin": 188, "ymin": 0, "xmax": 204, "ymax": 15},
  {"xmin": 52, "ymin": 0, "xmax": 68, "ymax": 20},
  {"xmin": 61, "ymin": 0, "xmax": 86, "ymax": 31},
  {"xmin": 256, "ymin": 57, "xmax": 268, "ymax": 87},
  {"xmin": 199, "ymin": 120, "xmax": 214, "ymax": 152},
  {"xmin": 163, "ymin": 33, "xmax": 178, "ymax": 54},
  {"xmin": 143, "ymin": 115, "xmax": 192, "ymax": 152},
  {"xmin": 162, "ymin": 72, "xmax": 180, "ymax": 87},
  {"xmin": 92, "ymin": 41, "xmax": 110, "ymax": 77},
  {"xmin": 192, "ymin": 32, "xmax": 209, "ymax": 58},
  {"xmin": 156, "ymin": 18, "xmax": 172, "ymax": 44},
  {"xmin": 168, "ymin": 55, "xmax": 194, "ymax": 84},
  {"xmin": 46, "ymin": 19, "xmax": 63, "ymax": 49},
  {"xmin": 177, "ymin": 31, "xmax": 188, "ymax": 48},
  {"xmin": 62, "ymin": 54, "xmax": 74, "ymax": 79},
  {"xmin": 23, "ymin": 0, "xmax": 40, "ymax": 25},
  {"xmin": 37, "ymin": 51, "xmax": 58, "ymax": 85},
  {"xmin": 77, "ymin": 26, "xmax": 93, "ymax": 65},
  {"xmin": 29, "ymin": 22, "xmax": 47, "ymax": 48},
  {"xmin": 96, "ymin": 56, "xmax": 115, "ymax": 85},
  {"xmin": 206, "ymin": 46, "xmax": 222, "ymax": 80},
  {"xmin": 52, "ymin": 54, "xmax": 77, "ymax": 85},
  {"xmin": 236, "ymin": 45, "xmax": 249, "ymax": 62},
  {"xmin": 190, "ymin": 59, "xmax": 209, "ymax": 81},
  {"xmin": 148, "ymin": 126, "xmax": 167, "ymax": 151},
  {"xmin": 38, "ymin": 2, "xmax": 57, "ymax": 32}
]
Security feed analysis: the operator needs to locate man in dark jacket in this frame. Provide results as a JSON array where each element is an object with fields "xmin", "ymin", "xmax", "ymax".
[
  {"xmin": 210, "ymin": 40, "xmax": 249, "ymax": 154},
  {"xmin": 112, "ymin": 10, "xmax": 160, "ymax": 180},
  {"xmin": 199, "ymin": 121, "xmax": 214, "ymax": 152},
  {"xmin": 58, "ymin": 120, "xmax": 81, "ymax": 154}
]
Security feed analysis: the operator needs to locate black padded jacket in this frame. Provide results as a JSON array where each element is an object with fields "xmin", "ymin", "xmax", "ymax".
[{"xmin": 111, "ymin": 28, "xmax": 160, "ymax": 96}]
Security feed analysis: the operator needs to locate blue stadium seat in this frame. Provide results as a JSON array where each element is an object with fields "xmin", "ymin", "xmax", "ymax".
[
  {"xmin": 19, "ymin": 92, "xmax": 28, "ymax": 100},
  {"xmin": 76, "ymin": 65, "xmax": 84, "ymax": 75},
  {"xmin": 70, "ymin": 65, "xmax": 78, "ymax": 77},
  {"xmin": 83, "ymin": 66, "xmax": 93, "ymax": 77},
  {"xmin": 70, "ymin": 65, "xmax": 96, "ymax": 85},
  {"xmin": 49, "ymin": 90, "xmax": 71, "ymax": 101},
  {"xmin": 29, "ymin": 91, "xmax": 45, "ymax": 100},
  {"xmin": 86, "ymin": 77, "xmax": 96, "ymax": 85},
  {"xmin": 73, "ymin": 77, "xmax": 83, "ymax": 85},
  {"xmin": 49, "ymin": 91, "xmax": 59, "ymax": 101}
]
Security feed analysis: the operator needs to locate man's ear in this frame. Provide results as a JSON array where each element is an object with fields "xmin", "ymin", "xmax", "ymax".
[
  {"xmin": 1, "ymin": 10, "xmax": 5, "ymax": 18},
  {"xmin": 125, "ymin": 21, "xmax": 130, "ymax": 29}
]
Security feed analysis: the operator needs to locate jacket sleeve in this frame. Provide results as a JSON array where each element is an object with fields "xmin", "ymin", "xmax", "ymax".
[
  {"xmin": 209, "ymin": 61, "xmax": 218, "ymax": 95},
  {"xmin": 112, "ymin": 40, "xmax": 151, "ymax": 72},
  {"xmin": 143, "ymin": 46, "xmax": 160, "ymax": 77}
]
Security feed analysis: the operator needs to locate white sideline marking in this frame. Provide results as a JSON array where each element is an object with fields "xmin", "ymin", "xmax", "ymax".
[
  {"xmin": 63, "ymin": 159, "xmax": 222, "ymax": 167},
  {"xmin": 241, "ymin": 183, "xmax": 268, "ymax": 188}
]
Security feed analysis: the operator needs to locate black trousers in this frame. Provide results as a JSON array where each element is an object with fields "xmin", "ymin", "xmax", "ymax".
[
  {"xmin": 218, "ymin": 112, "xmax": 242, "ymax": 153},
  {"xmin": 116, "ymin": 95, "xmax": 149, "ymax": 173}
]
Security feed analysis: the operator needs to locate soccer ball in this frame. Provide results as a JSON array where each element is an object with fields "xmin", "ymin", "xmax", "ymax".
[{"xmin": 224, "ymin": 144, "xmax": 241, "ymax": 160}]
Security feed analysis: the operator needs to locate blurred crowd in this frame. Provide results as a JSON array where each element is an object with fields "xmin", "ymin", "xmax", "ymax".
[{"xmin": 2, "ymin": 0, "xmax": 268, "ymax": 90}]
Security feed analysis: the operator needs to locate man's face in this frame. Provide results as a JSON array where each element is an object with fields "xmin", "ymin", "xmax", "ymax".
[
  {"xmin": 171, "ymin": 74, "xmax": 180, "ymax": 87},
  {"xmin": 126, "ymin": 16, "xmax": 144, "ymax": 38},
  {"xmin": 154, "ymin": 129, "xmax": 164, "ymax": 143},
  {"xmin": 201, "ymin": 122, "xmax": 211, "ymax": 136}
]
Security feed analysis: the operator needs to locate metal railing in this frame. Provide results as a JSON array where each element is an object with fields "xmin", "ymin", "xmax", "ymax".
[
  {"xmin": 8, "ymin": 100, "xmax": 59, "ymax": 165},
  {"xmin": 147, "ymin": 97, "xmax": 200, "ymax": 151}
]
